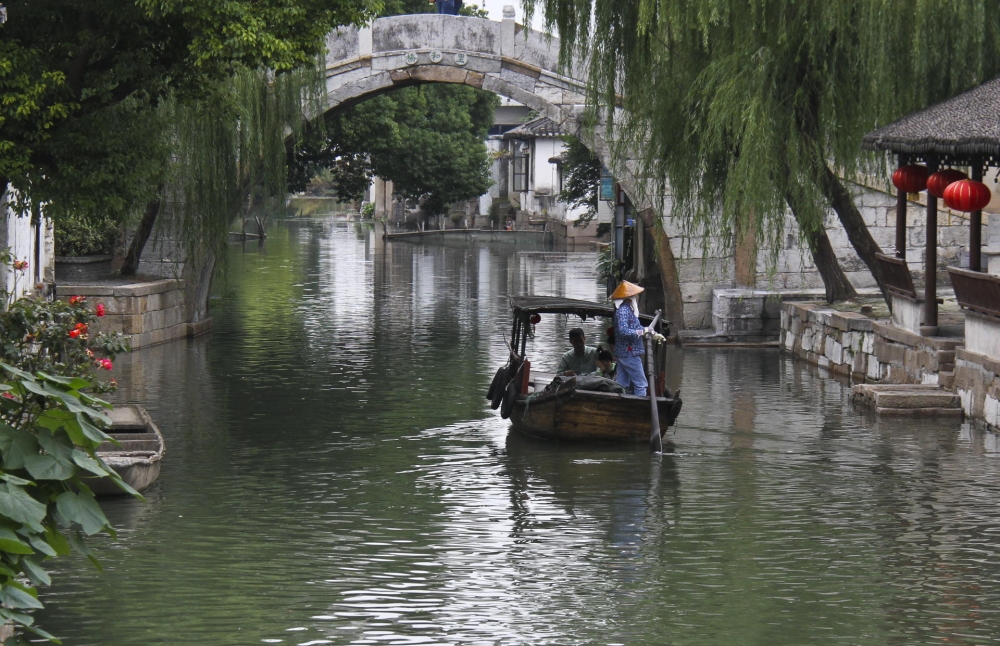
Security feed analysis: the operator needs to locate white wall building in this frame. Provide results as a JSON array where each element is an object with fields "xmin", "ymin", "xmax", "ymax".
[{"xmin": 0, "ymin": 188, "xmax": 54, "ymax": 303}]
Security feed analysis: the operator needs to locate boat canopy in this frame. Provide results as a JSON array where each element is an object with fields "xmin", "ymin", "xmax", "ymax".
[{"xmin": 509, "ymin": 295, "xmax": 659, "ymax": 325}]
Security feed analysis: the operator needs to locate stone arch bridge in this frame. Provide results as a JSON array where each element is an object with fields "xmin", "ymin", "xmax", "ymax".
[
  {"xmin": 324, "ymin": 12, "xmax": 594, "ymax": 160},
  {"xmin": 322, "ymin": 12, "xmax": 691, "ymax": 324}
]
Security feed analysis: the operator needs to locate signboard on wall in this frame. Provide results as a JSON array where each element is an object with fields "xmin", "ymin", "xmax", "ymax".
[{"xmin": 600, "ymin": 165, "xmax": 614, "ymax": 201}]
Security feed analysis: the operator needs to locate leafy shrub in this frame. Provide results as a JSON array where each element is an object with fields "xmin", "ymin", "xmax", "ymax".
[
  {"xmin": 360, "ymin": 202, "xmax": 375, "ymax": 219},
  {"xmin": 53, "ymin": 215, "xmax": 118, "ymax": 257},
  {"xmin": 0, "ymin": 262, "xmax": 132, "ymax": 643}
]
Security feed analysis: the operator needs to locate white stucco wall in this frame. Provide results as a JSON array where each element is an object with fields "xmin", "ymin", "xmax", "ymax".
[{"xmin": 0, "ymin": 188, "xmax": 53, "ymax": 303}]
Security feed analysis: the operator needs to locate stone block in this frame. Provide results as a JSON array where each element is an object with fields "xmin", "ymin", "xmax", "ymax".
[
  {"xmin": 853, "ymin": 351, "xmax": 868, "ymax": 375},
  {"xmin": 875, "ymin": 340, "xmax": 906, "ymax": 366},
  {"xmin": 825, "ymin": 336, "xmax": 844, "ymax": 364},
  {"xmin": 121, "ymin": 314, "xmax": 144, "ymax": 335},
  {"xmin": 188, "ymin": 317, "xmax": 212, "ymax": 338},
  {"xmin": 143, "ymin": 309, "xmax": 166, "ymax": 331}
]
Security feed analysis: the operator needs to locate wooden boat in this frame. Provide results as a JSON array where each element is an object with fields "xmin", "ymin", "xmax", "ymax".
[
  {"xmin": 86, "ymin": 405, "xmax": 164, "ymax": 496},
  {"xmin": 487, "ymin": 296, "xmax": 682, "ymax": 446}
]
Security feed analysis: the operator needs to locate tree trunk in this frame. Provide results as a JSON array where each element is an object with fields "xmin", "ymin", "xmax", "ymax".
[
  {"xmin": 637, "ymin": 207, "xmax": 684, "ymax": 329},
  {"xmin": 817, "ymin": 162, "xmax": 890, "ymax": 304},
  {"xmin": 120, "ymin": 189, "xmax": 163, "ymax": 276},
  {"xmin": 785, "ymin": 196, "xmax": 857, "ymax": 303}
]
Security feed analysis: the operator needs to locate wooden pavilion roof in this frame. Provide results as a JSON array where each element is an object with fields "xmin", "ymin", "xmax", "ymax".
[{"xmin": 862, "ymin": 77, "xmax": 1000, "ymax": 161}]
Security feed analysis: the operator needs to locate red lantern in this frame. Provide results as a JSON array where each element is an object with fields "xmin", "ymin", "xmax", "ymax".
[
  {"xmin": 892, "ymin": 164, "xmax": 929, "ymax": 193},
  {"xmin": 926, "ymin": 169, "xmax": 968, "ymax": 198},
  {"xmin": 529, "ymin": 313, "xmax": 541, "ymax": 325},
  {"xmin": 943, "ymin": 179, "xmax": 991, "ymax": 212}
]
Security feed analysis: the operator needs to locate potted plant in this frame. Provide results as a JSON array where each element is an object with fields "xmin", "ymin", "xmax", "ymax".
[{"xmin": 54, "ymin": 214, "xmax": 119, "ymax": 282}]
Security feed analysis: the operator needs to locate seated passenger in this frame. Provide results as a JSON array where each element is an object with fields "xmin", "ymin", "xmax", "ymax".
[
  {"xmin": 592, "ymin": 349, "xmax": 616, "ymax": 379},
  {"xmin": 557, "ymin": 327, "xmax": 597, "ymax": 376}
]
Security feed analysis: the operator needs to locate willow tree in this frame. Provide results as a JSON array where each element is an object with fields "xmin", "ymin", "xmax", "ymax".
[{"xmin": 522, "ymin": 0, "xmax": 1000, "ymax": 304}]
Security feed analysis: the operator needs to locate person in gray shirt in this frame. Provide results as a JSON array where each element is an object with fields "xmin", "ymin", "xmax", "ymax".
[{"xmin": 557, "ymin": 328, "xmax": 597, "ymax": 376}]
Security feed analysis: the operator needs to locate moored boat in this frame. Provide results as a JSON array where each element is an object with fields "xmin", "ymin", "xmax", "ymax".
[
  {"xmin": 86, "ymin": 405, "xmax": 164, "ymax": 496},
  {"xmin": 487, "ymin": 296, "xmax": 683, "ymax": 447}
]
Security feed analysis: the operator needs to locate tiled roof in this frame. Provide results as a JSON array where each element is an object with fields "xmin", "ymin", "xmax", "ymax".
[
  {"xmin": 863, "ymin": 77, "xmax": 1000, "ymax": 158},
  {"xmin": 502, "ymin": 116, "xmax": 568, "ymax": 140}
]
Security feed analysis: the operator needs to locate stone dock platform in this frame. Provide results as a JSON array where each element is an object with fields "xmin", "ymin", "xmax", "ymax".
[{"xmin": 781, "ymin": 301, "xmax": 1000, "ymax": 430}]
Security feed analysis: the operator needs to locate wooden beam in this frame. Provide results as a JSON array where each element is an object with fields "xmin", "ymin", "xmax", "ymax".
[
  {"xmin": 924, "ymin": 156, "xmax": 939, "ymax": 333},
  {"xmin": 971, "ymin": 161, "xmax": 983, "ymax": 272},
  {"xmin": 896, "ymin": 154, "xmax": 908, "ymax": 259}
]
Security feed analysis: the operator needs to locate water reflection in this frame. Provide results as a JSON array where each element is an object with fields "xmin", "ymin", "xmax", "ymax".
[{"xmin": 34, "ymin": 218, "xmax": 1000, "ymax": 646}]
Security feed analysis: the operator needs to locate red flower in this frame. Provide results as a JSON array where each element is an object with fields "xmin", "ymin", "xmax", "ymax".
[
  {"xmin": 1, "ymin": 392, "xmax": 15, "ymax": 400},
  {"xmin": 74, "ymin": 322, "xmax": 88, "ymax": 334},
  {"xmin": 95, "ymin": 303, "xmax": 106, "ymax": 317},
  {"xmin": 12, "ymin": 260, "xmax": 28, "ymax": 271},
  {"xmin": 99, "ymin": 358, "xmax": 113, "ymax": 371},
  {"xmin": 68, "ymin": 329, "xmax": 81, "ymax": 339},
  {"xmin": 69, "ymin": 296, "xmax": 86, "ymax": 305}
]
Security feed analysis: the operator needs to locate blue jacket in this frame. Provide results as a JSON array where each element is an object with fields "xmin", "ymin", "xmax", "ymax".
[{"xmin": 613, "ymin": 303, "xmax": 645, "ymax": 358}]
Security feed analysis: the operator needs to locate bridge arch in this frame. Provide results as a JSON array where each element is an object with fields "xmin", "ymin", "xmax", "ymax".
[{"xmin": 322, "ymin": 13, "xmax": 627, "ymax": 189}]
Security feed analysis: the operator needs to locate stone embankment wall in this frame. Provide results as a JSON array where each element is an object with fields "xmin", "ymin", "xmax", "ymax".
[
  {"xmin": 674, "ymin": 184, "xmax": 984, "ymax": 330},
  {"xmin": 782, "ymin": 301, "xmax": 1000, "ymax": 432},
  {"xmin": 780, "ymin": 302, "xmax": 961, "ymax": 386},
  {"xmin": 56, "ymin": 280, "xmax": 209, "ymax": 350}
]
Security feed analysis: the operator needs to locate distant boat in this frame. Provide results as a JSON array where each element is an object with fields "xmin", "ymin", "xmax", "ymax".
[{"xmin": 87, "ymin": 405, "xmax": 164, "ymax": 496}]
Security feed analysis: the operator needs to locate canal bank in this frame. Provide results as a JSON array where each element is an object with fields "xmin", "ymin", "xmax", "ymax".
[
  {"xmin": 35, "ymin": 217, "xmax": 1000, "ymax": 646},
  {"xmin": 780, "ymin": 298, "xmax": 1000, "ymax": 431}
]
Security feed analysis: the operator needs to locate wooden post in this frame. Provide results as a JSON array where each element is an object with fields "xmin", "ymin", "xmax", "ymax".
[
  {"xmin": 971, "ymin": 161, "xmax": 983, "ymax": 272},
  {"xmin": 896, "ymin": 153, "xmax": 909, "ymax": 259},
  {"xmin": 924, "ymin": 157, "xmax": 939, "ymax": 333}
]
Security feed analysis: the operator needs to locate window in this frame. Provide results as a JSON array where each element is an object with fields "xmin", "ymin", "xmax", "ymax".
[{"xmin": 512, "ymin": 141, "xmax": 529, "ymax": 192}]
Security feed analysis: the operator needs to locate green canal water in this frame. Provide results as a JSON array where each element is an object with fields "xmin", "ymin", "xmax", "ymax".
[{"xmin": 37, "ymin": 218, "xmax": 1000, "ymax": 645}]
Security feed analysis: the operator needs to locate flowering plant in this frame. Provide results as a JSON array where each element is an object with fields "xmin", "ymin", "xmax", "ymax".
[{"xmin": 0, "ymin": 259, "xmax": 134, "ymax": 642}]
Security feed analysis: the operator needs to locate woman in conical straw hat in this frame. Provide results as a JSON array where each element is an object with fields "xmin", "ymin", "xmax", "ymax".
[{"xmin": 610, "ymin": 280, "xmax": 649, "ymax": 396}]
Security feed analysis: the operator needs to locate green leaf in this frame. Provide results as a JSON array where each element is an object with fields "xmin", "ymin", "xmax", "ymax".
[
  {"xmin": 0, "ymin": 363, "xmax": 34, "ymax": 381},
  {"xmin": 18, "ymin": 557, "xmax": 51, "ymax": 587},
  {"xmin": 36, "ymin": 372, "xmax": 91, "ymax": 391},
  {"xmin": 26, "ymin": 533, "xmax": 56, "ymax": 557},
  {"xmin": 0, "ymin": 484, "xmax": 46, "ymax": 532},
  {"xmin": 55, "ymin": 491, "xmax": 108, "ymax": 536},
  {"xmin": 77, "ymin": 416, "xmax": 112, "ymax": 445},
  {"xmin": 0, "ymin": 582, "xmax": 42, "ymax": 609},
  {"xmin": 0, "ymin": 423, "xmax": 39, "ymax": 471},
  {"xmin": 20, "ymin": 623, "xmax": 59, "ymax": 642},
  {"xmin": 0, "ymin": 474, "xmax": 33, "ymax": 487},
  {"xmin": 43, "ymin": 527, "xmax": 70, "ymax": 556},
  {"xmin": 23, "ymin": 454, "xmax": 74, "ymax": 481},
  {"xmin": 70, "ymin": 451, "xmax": 107, "ymax": 476},
  {"xmin": 0, "ymin": 528, "xmax": 34, "ymax": 555}
]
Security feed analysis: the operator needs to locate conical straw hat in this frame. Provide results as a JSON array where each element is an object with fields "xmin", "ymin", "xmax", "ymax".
[{"xmin": 610, "ymin": 280, "xmax": 644, "ymax": 300}]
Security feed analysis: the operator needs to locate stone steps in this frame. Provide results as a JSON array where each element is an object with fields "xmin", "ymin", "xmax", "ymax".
[{"xmin": 851, "ymin": 383, "xmax": 963, "ymax": 418}]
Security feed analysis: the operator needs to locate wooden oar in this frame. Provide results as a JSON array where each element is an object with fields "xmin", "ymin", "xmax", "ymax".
[{"xmin": 645, "ymin": 310, "xmax": 663, "ymax": 453}]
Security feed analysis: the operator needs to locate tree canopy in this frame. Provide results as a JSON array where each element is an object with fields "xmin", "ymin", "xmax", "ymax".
[
  {"xmin": 0, "ymin": 0, "xmax": 379, "ymax": 200},
  {"xmin": 291, "ymin": 84, "xmax": 498, "ymax": 215},
  {"xmin": 522, "ymin": 0, "xmax": 1000, "ymax": 302}
]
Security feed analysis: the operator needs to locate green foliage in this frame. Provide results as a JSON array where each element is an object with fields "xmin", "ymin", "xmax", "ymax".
[
  {"xmin": 0, "ymin": 261, "xmax": 132, "ymax": 643},
  {"xmin": 360, "ymin": 202, "xmax": 376, "ymax": 219},
  {"xmin": 521, "ymin": 0, "xmax": 1000, "ymax": 266},
  {"xmin": 291, "ymin": 84, "xmax": 498, "ymax": 215},
  {"xmin": 53, "ymin": 215, "xmax": 119, "ymax": 258},
  {"xmin": 596, "ymin": 243, "xmax": 621, "ymax": 285},
  {"xmin": 1, "ymin": 0, "xmax": 379, "ymax": 231},
  {"xmin": 557, "ymin": 136, "xmax": 602, "ymax": 226}
]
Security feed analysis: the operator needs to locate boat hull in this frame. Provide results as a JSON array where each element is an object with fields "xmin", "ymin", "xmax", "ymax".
[
  {"xmin": 84, "ymin": 406, "xmax": 165, "ymax": 496},
  {"xmin": 510, "ymin": 389, "xmax": 680, "ymax": 444}
]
